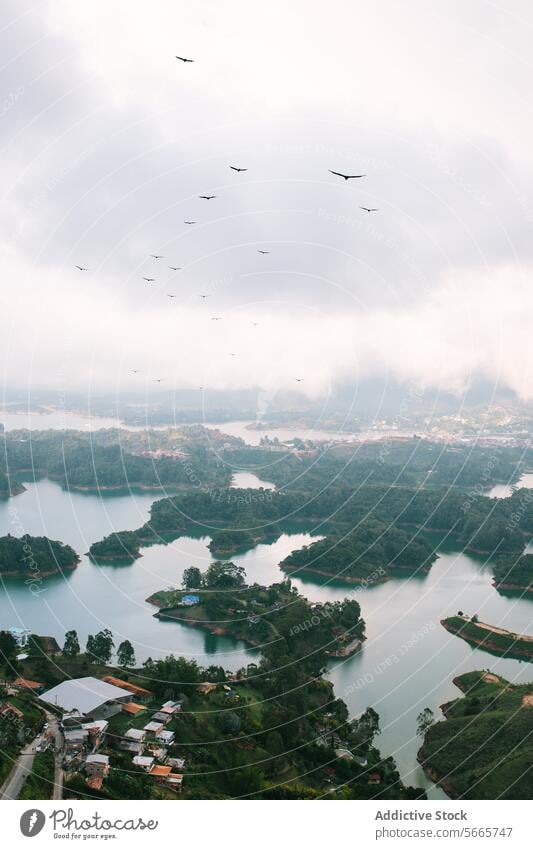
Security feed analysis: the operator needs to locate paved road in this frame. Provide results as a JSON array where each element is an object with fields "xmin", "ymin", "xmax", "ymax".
[{"xmin": 0, "ymin": 712, "xmax": 63, "ymax": 800}]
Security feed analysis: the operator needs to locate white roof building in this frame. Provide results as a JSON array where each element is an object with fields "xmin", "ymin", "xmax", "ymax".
[
  {"xmin": 156, "ymin": 730, "xmax": 175, "ymax": 745},
  {"xmin": 133, "ymin": 755, "xmax": 154, "ymax": 771},
  {"xmin": 40, "ymin": 677, "xmax": 134, "ymax": 717},
  {"xmin": 125, "ymin": 728, "xmax": 146, "ymax": 742}
]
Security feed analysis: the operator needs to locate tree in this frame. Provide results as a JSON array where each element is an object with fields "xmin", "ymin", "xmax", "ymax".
[
  {"xmin": 204, "ymin": 561, "xmax": 246, "ymax": 589},
  {"xmin": 182, "ymin": 566, "xmax": 202, "ymax": 589},
  {"xmin": 0, "ymin": 631, "xmax": 17, "ymax": 671},
  {"xmin": 117, "ymin": 640, "xmax": 136, "ymax": 669},
  {"xmin": 352, "ymin": 707, "xmax": 380, "ymax": 749},
  {"xmin": 63, "ymin": 630, "xmax": 80, "ymax": 658},
  {"xmin": 86, "ymin": 629, "xmax": 114, "ymax": 664},
  {"xmin": 416, "ymin": 707, "xmax": 435, "ymax": 738}
]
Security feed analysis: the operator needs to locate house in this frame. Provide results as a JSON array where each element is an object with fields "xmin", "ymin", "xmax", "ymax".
[
  {"xmin": 335, "ymin": 748, "xmax": 354, "ymax": 761},
  {"xmin": 181, "ymin": 594, "xmax": 200, "ymax": 606},
  {"xmin": 100, "ymin": 676, "xmax": 153, "ymax": 702},
  {"xmin": 82, "ymin": 719, "xmax": 108, "ymax": 751},
  {"xmin": 132, "ymin": 755, "xmax": 154, "ymax": 771},
  {"xmin": 41, "ymin": 677, "xmax": 135, "ymax": 719},
  {"xmin": 151, "ymin": 711, "xmax": 171, "ymax": 725},
  {"xmin": 160, "ymin": 700, "xmax": 181, "ymax": 715},
  {"xmin": 64, "ymin": 728, "xmax": 89, "ymax": 757},
  {"xmin": 167, "ymin": 757, "xmax": 185, "ymax": 770},
  {"xmin": 122, "ymin": 702, "xmax": 146, "ymax": 716},
  {"xmin": 84, "ymin": 753, "xmax": 110, "ymax": 779},
  {"xmin": 356, "ymin": 755, "xmax": 368, "ymax": 767},
  {"xmin": 12, "ymin": 677, "xmax": 44, "ymax": 695},
  {"xmin": 125, "ymin": 728, "xmax": 146, "ymax": 743},
  {"xmin": 143, "ymin": 721, "xmax": 164, "ymax": 736},
  {"xmin": 155, "ymin": 729, "xmax": 175, "ymax": 745},
  {"xmin": 8, "ymin": 627, "xmax": 31, "ymax": 647},
  {"xmin": 149, "ymin": 764, "xmax": 183, "ymax": 789},
  {"xmin": 197, "ymin": 682, "xmax": 217, "ymax": 695},
  {"xmin": 368, "ymin": 772, "xmax": 381, "ymax": 785},
  {"xmin": 0, "ymin": 702, "xmax": 24, "ymax": 722}
]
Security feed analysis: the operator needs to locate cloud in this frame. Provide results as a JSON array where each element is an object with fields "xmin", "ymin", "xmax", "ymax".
[{"xmin": 0, "ymin": 1, "xmax": 532, "ymax": 401}]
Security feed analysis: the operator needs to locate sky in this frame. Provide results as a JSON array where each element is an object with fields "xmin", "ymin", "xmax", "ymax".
[{"xmin": 1, "ymin": 0, "xmax": 533, "ymax": 405}]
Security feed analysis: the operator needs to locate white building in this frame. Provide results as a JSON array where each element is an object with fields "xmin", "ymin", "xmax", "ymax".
[{"xmin": 40, "ymin": 677, "xmax": 135, "ymax": 719}]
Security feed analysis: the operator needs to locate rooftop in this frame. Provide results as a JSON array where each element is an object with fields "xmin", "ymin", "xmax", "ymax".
[
  {"xmin": 101, "ymin": 675, "xmax": 153, "ymax": 698},
  {"xmin": 41, "ymin": 677, "xmax": 134, "ymax": 713}
]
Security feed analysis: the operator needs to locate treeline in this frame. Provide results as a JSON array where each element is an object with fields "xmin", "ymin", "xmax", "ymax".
[
  {"xmin": 225, "ymin": 440, "xmax": 525, "ymax": 490},
  {"xmin": 0, "ymin": 534, "xmax": 79, "ymax": 576},
  {"xmin": 492, "ymin": 554, "xmax": 533, "ymax": 592},
  {"xmin": 0, "ymin": 430, "xmax": 231, "ymax": 492}
]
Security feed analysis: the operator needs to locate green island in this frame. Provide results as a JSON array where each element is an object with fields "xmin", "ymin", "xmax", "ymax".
[
  {"xmin": 89, "ymin": 473, "xmax": 533, "ymax": 587},
  {"xmin": 0, "ymin": 625, "xmax": 424, "ymax": 801},
  {"xmin": 492, "ymin": 554, "xmax": 533, "ymax": 595},
  {"xmin": 441, "ymin": 615, "xmax": 533, "ymax": 662},
  {"xmin": 0, "ymin": 533, "xmax": 79, "ymax": 577},
  {"xmin": 418, "ymin": 671, "xmax": 533, "ymax": 799},
  {"xmin": 147, "ymin": 561, "xmax": 366, "ymax": 658}
]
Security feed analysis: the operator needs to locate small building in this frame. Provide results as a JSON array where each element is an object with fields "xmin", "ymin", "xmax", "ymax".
[
  {"xmin": 8, "ymin": 627, "xmax": 31, "ymax": 647},
  {"xmin": 100, "ymin": 676, "xmax": 153, "ymax": 702},
  {"xmin": 12, "ymin": 677, "xmax": 44, "ymax": 695},
  {"xmin": 132, "ymin": 755, "xmax": 154, "ymax": 771},
  {"xmin": 151, "ymin": 711, "xmax": 171, "ymax": 725},
  {"xmin": 197, "ymin": 682, "xmax": 217, "ymax": 695},
  {"xmin": 167, "ymin": 757, "xmax": 185, "ymax": 770},
  {"xmin": 84, "ymin": 753, "xmax": 110, "ymax": 779},
  {"xmin": 156, "ymin": 729, "xmax": 175, "ymax": 745},
  {"xmin": 143, "ymin": 721, "xmax": 164, "ymax": 736},
  {"xmin": 160, "ymin": 700, "xmax": 181, "ymax": 715},
  {"xmin": 368, "ymin": 772, "xmax": 381, "ymax": 785},
  {"xmin": 64, "ymin": 728, "xmax": 89, "ymax": 756},
  {"xmin": 149, "ymin": 764, "xmax": 183, "ymax": 789},
  {"xmin": 125, "ymin": 728, "xmax": 146, "ymax": 743},
  {"xmin": 82, "ymin": 719, "xmax": 108, "ymax": 751},
  {"xmin": 122, "ymin": 702, "xmax": 146, "ymax": 716},
  {"xmin": 181, "ymin": 594, "xmax": 200, "ymax": 606},
  {"xmin": 0, "ymin": 702, "xmax": 24, "ymax": 722},
  {"xmin": 335, "ymin": 748, "xmax": 354, "ymax": 761}
]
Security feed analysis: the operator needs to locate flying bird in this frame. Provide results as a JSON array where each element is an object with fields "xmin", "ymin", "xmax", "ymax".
[
  {"xmin": 360, "ymin": 206, "xmax": 379, "ymax": 212},
  {"xmin": 329, "ymin": 170, "xmax": 365, "ymax": 180},
  {"xmin": 295, "ymin": 378, "xmax": 304, "ymax": 382},
  {"xmin": 154, "ymin": 378, "xmax": 162, "ymax": 383},
  {"xmin": 199, "ymin": 195, "xmax": 216, "ymax": 200},
  {"xmin": 75, "ymin": 265, "xmax": 88, "ymax": 271},
  {"xmin": 211, "ymin": 316, "xmax": 222, "ymax": 321},
  {"xmin": 199, "ymin": 294, "xmax": 209, "ymax": 299},
  {"xmin": 167, "ymin": 294, "xmax": 176, "ymax": 298},
  {"xmin": 184, "ymin": 220, "xmax": 196, "ymax": 224},
  {"xmin": 230, "ymin": 166, "xmax": 248, "ymax": 172},
  {"xmin": 131, "ymin": 369, "xmax": 140, "ymax": 374},
  {"xmin": 150, "ymin": 254, "xmax": 164, "ymax": 259},
  {"xmin": 252, "ymin": 322, "xmax": 260, "ymax": 326},
  {"xmin": 176, "ymin": 55, "xmax": 194, "ymax": 63},
  {"xmin": 143, "ymin": 277, "xmax": 155, "ymax": 282},
  {"xmin": 168, "ymin": 266, "xmax": 181, "ymax": 271},
  {"xmin": 257, "ymin": 250, "xmax": 269, "ymax": 254}
]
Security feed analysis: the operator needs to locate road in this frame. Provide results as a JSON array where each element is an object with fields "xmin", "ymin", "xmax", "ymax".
[{"xmin": 0, "ymin": 711, "xmax": 63, "ymax": 800}]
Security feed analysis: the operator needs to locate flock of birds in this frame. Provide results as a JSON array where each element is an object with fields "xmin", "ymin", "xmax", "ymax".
[{"xmin": 74, "ymin": 54, "xmax": 380, "ymax": 386}]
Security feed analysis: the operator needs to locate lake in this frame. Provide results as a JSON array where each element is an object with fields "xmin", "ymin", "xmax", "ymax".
[
  {"xmin": 486, "ymin": 471, "xmax": 533, "ymax": 499},
  {"xmin": 1, "ymin": 477, "xmax": 533, "ymax": 798}
]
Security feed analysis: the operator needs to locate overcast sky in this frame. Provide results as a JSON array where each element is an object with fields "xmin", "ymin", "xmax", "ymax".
[{"xmin": 1, "ymin": 0, "xmax": 533, "ymax": 404}]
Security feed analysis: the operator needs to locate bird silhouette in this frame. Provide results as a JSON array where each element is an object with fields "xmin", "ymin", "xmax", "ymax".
[
  {"xmin": 168, "ymin": 266, "xmax": 181, "ymax": 271},
  {"xmin": 143, "ymin": 277, "xmax": 155, "ymax": 282},
  {"xmin": 360, "ymin": 206, "xmax": 379, "ymax": 212},
  {"xmin": 199, "ymin": 195, "xmax": 216, "ymax": 200},
  {"xmin": 230, "ymin": 166, "xmax": 248, "ymax": 172},
  {"xmin": 154, "ymin": 378, "xmax": 162, "ymax": 382},
  {"xmin": 131, "ymin": 369, "xmax": 140, "ymax": 374},
  {"xmin": 184, "ymin": 221, "xmax": 196, "ymax": 225},
  {"xmin": 257, "ymin": 250, "xmax": 269, "ymax": 254},
  {"xmin": 295, "ymin": 378, "xmax": 304, "ymax": 382},
  {"xmin": 211, "ymin": 316, "xmax": 222, "ymax": 321},
  {"xmin": 329, "ymin": 170, "xmax": 365, "ymax": 180},
  {"xmin": 150, "ymin": 254, "xmax": 164, "ymax": 259},
  {"xmin": 199, "ymin": 294, "xmax": 209, "ymax": 299},
  {"xmin": 175, "ymin": 56, "xmax": 194, "ymax": 63},
  {"xmin": 167, "ymin": 294, "xmax": 176, "ymax": 298},
  {"xmin": 75, "ymin": 265, "xmax": 88, "ymax": 271}
]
